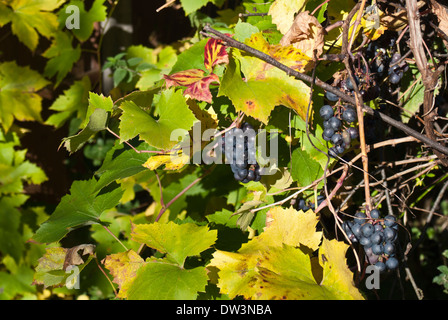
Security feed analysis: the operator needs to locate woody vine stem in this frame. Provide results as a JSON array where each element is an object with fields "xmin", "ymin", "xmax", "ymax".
[{"xmin": 201, "ymin": 25, "xmax": 448, "ymax": 158}]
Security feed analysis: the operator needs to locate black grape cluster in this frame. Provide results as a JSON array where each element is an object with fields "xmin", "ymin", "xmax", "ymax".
[
  {"xmin": 319, "ymin": 103, "xmax": 359, "ymax": 158},
  {"xmin": 222, "ymin": 123, "xmax": 261, "ymax": 183},
  {"xmin": 342, "ymin": 209, "xmax": 399, "ymax": 272},
  {"xmin": 295, "ymin": 195, "xmax": 325, "ymax": 212}
]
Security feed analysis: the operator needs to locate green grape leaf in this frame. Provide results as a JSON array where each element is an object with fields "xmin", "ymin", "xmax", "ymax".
[
  {"xmin": 62, "ymin": 108, "xmax": 110, "ymax": 154},
  {"xmin": 58, "ymin": 0, "xmax": 107, "ymax": 41},
  {"xmin": 82, "ymin": 92, "xmax": 114, "ymax": 128},
  {"xmin": 132, "ymin": 46, "xmax": 178, "ymax": 90},
  {"xmin": 180, "ymin": 0, "xmax": 225, "ymax": 15},
  {"xmin": 32, "ymin": 179, "xmax": 124, "ymax": 243},
  {"xmin": 0, "ymin": 131, "xmax": 48, "ymax": 195},
  {"xmin": 2, "ymin": 0, "xmax": 64, "ymax": 51},
  {"xmin": 45, "ymin": 76, "xmax": 91, "ymax": 129},
  {"xmin": 399, "ymin": 64, "xmax": 425, "ymax": 123},
  {"xmin": 131, "ymin": 221, "xmax": 218, "ymax": 266},
  {"xmin": 126, "ymin": 259, "xmax": 208, "ymax": 300},
  {"xmin": 170, "ymin": 39, "xmax": 207, "ymax": 74},
  {"xmin": 94, "ymin": 141, "xmax": 155, "ymax": 192},
  {"xmin": 290, "ymin": 147, "xmax": 324, "ymax": 186},
  {"xmin": 42, "ymin": 31, "xmax": 81, "ymax": 87},
  {"xmin": 209, "ymin": 206, "xmax": 363, "ymax": 300},
  {"xmin": 0, "ymin": 61, "xmax": 50, "ymax": 132},
  {"xmin": 0, "ymin": 195, "xmax": 28, "ymax": 261},
  {"xmin": 119, "ymin": 88, "xmax": 197, "ymax": 150}
]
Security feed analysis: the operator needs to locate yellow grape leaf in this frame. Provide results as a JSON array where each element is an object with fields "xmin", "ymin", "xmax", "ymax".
[
  {"xmin": 209, "ymin": 206, "xmax": 363, "ymax": 300},
  {"xmin": 261, "ymin": 206, "xmax": 322, "ymax": 251},
  {"xmin": 319, "ymin": 238, "xmax": 365, "ymax": 300},
  {"xmin": 102, "ymin": 250, "xmax": 145, "ymax": 299},
  {"xmin": 268, "ymin": 0, "xmax": 307, "ymax": 34},
  {"xmin": 220, "ymin": 34, "xmax": 312, "ymax": 124},
  {"xmin": 143, "ymin": 151, "xmax": 190, "ymax": 171},
  {"xmin": 1, "ymin": 0, "xmax": 64, "ymax": 51},
  {"xmin": 324, "ymin": 0, "xmax": 362, "ymax": 51},
  {"xmin": 240, "ymin": 32, "xmax": 312, "ymax": 75}
]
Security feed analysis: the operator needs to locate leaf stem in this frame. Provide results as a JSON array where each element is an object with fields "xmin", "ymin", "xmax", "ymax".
[{"xmin": 102, "ymin": 225, "xmax": 128, "ymax": 251}]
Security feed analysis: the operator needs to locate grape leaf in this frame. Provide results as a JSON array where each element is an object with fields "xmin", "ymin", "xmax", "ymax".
[
  {"xmin": 290, "ymin": 147, "xmax": 324, "ymax": 187},
  {"xmin": 0, "ymin": 130, "xmax": 48, "ymax": 195},
  {"xmin": 42, "ymin": 31, "xmax": 81, "ymax": 87},
  {"xmin": 180, "ymin": 0, "xmax": 225, "ymax": 15},
  {"xmin": 209, "ymin": 206, "xmax": 363, "ymax": 300},
  {"xmin": 101, "ymin": 250, "xmax": 145, "ymax": 299},
  {"xmin": 32, "ymin": 179, "xmax": 124, "ymax": 243},
  {"xmin": 82, "ymin": 92, "xmax": 114, "ymax": 128},
  {"xmin": 1, "ymin": 0, "xmax": 64, "ymax": 51},
  {"xmin": 130, "ymin": 45, "xmax": 178, "ymax": 91},
  {"xmin": 218, "ymin": 53, "xmax": 311, "ymax": 124},
  {"xmin": 0, "ymin": 195, "xmax": 28, "ymax": 261},
  {"xmin": 268, "ymin": 0, "xmax": 307, "ymax": 34},
  {"xmin": 105, "ymin": 221, "xmax": 217, "ymax": 299},
  {"xmin": 126, "ymin": 259, "xmax": 208, "ymax": 300},
  {"xmin": 119, "ymin": 88, "xmax": 197, "ymax": 150},
  {"xmin": 45, "ymin": 76, "xmax": 91, "ymax": 129},
  {"xmin": 170, "ymin": 39, "xmax": 207, "ymax": 74},
  {"xmin": 58, "ymin": 0, "xmax": 107, "ymax": 41},
  {"xmin": 0, "ymin": 61, "xmax": 50, "ymax": 132},
  {"xmin": 131, "ymin": 221, "xmax": 218, "ymax": 266},
  {"xmin": 204, "ymin": 37, "xmax": 229, "ymax": 72},
  {"xmin": 33, "ymin": 245, "xmax": 95, "ymax": 288},
  {"xmin": 318, "ymin": 238, "xmax": 365, "ymax": 299},
  {"xmin": 94, "ymin": 141, "xmax": 155, "ymax": 192},
  {"xmin": 164, "ymin": 69, "xmax": 220, "ymax": 103},
  {"xmin": 142, "ymin": 151, "xmax": 190, "ymax": 171},
  {"xmin": 62, "ymin": 108, "xmax": 110, "ymax": 154}
]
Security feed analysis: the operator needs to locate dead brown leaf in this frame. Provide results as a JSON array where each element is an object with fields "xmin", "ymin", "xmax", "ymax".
[
  {"xmin": 63, "ymin": 244, "xmax": 96, "ymax": 271},
  {"xmin": 431, "ymin": 0, "xmax": 448, "ymax": 38},
  {"xmin": 280, "ymin": 11, "xmax": 325, "ymax": 59}
]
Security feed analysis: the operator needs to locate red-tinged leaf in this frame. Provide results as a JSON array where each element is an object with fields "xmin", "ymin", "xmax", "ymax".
[
  {"xmin": 164, "ymin": 69, "xmax": 206, "ymax": 87},
  {"xmin": 164, "ymin": 70, "xmax": 219, "ymax": 103},
  {"xmin": 204, "ymin": 38, "xmax": 229, "ymax": 72},
  {"xmin": 184, "ymin": 73, "xmax": 219, "ymax": 104}
]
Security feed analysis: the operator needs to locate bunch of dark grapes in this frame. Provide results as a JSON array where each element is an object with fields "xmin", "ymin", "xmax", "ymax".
[
  {"xmin": 342, "ymin": 209, "xmax": 399, "ymax": 272},
  {"xmin": 365, "ymin": 40, "xmax": 409, "ymax": 87},
  {"xmin": 295, "ymin": 195, "xmax": 325, "ymax": 212},
  {"xmin": 222, "ymin": 123, "xmax": 262, "ymax": 183},
  {"xmin": 319, "ymin": 103, "xmax": 359, "ymax": 158}
]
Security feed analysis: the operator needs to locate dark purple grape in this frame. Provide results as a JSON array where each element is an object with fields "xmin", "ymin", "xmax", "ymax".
[
  {"xmin": 328, "ymin": 117, "xmax": 342, "ymax": 131},
  {"xmin": 372, "ymin": 243, "xmax": 384, "ymax": 255},
  {"xmin": 347, "ymin": 127, "xmax": 359, "ymax": 140},
  {"xmin": 319, "ymin": 105, "xmax": 334, "ymax": 120},
  {"xmin": 361, "ymin": 223, "xmax": 374, "ymax": 237},
  {"xmin": 375, "ymin": 261, "xmax": 386, "ymax": 272},
  {"xmin": 354, "ymin": 212, "xmax": 367, "ymax": 224},
  {"xmin": 342, "ymin": 107, "xmax": 357, "ymax": 123},
  {"xmin": 385, "ymin": 257, "xmax": 399, "ymax": 270},
  {"xmin": 384, "ymin": 215, "xmax": 397, "ymax": 227},
  {"xmin": 383, "ymin": 241, "xmax": 396, "ymax": 255},
  {"xmin": 370, "ymin": 209, "xmax": 380, "ymax": 219},
  {"xmin": 331, "ymin": 133, "xmax": 343, "ymax": 145},
  {"xmin": 325, "ymin": 90, "xmax": 339, "ymax": 102},
  {"xmin": 370, "ymin": 231, "xmax": 383, "ymax": 244},
  {"xmin": 323, "ymin": 128, "xmax": 335, "ymax": 139}
]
